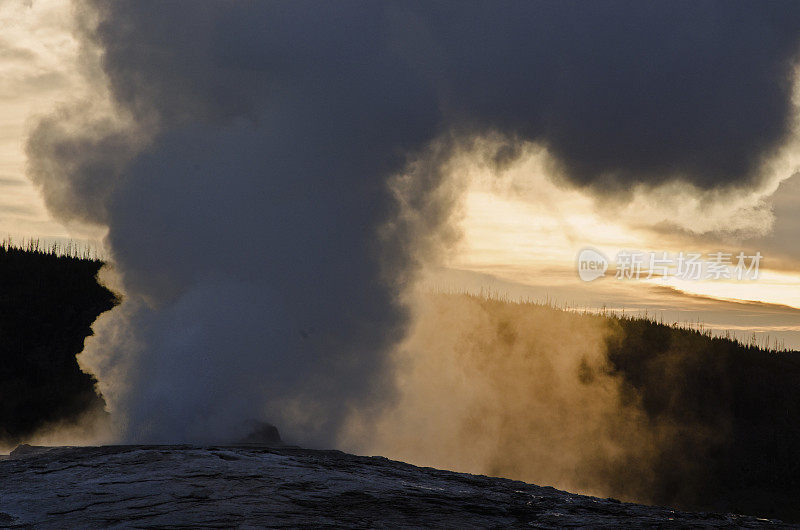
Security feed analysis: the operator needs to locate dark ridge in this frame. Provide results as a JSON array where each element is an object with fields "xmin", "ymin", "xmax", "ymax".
[
  {"xmin": 448, "ymin": 293, "xmax": 800, "ymax": 523},
  {"xmin": 0, "ymin": 243, "xmax": 118, "ymax": 445},
  {"xmin": 606, "ymin": 314, "xmax": 800, "ymax": 522}
]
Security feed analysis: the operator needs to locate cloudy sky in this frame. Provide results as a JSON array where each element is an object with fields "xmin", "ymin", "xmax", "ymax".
[
  {"xmin": 3, "ymin": 0, "xmax": 800, "ymax": 355},
  {"xmin": 0, "ymin": 0, "xmax": 99, "ymax": 244}
]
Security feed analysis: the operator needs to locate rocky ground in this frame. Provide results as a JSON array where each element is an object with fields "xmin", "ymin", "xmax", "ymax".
[{"xmin": 0, "ymin": 444, "xmax": 792, "ymax": 528}]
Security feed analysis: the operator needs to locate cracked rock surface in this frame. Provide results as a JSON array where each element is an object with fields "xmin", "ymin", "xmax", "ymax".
[{"xmin": 0, "ymin": 445, "xmax": 791, "ymax": 528}]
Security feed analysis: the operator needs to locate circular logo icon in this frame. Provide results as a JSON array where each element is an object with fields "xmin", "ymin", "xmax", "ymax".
[{"xmin": 576, "ymin": 247, "xmax": 608, "ymax": 282}]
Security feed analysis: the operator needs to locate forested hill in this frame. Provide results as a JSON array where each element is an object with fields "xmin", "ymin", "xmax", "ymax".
[
  {"xmin": 0, "ymin": 243, "xmax": 117, "ymax": 445},
  {"xmin": 426, "ymin": 293, "xmax": 800, "ymax": 523}
]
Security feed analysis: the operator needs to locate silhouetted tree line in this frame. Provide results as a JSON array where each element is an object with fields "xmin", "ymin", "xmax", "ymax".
[
  {"xmin": 441, "ymin": 293, "xmax": 800, "ymax": 522},
  {"xmin": 0, "ymin": 245, "xmax": 117, "ymax": 445},
  {"xmin": 606, "ymin": 316, "xmax": 800, "ymax": 522}
]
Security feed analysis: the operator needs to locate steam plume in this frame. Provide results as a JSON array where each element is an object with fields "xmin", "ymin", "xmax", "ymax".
[{"xmin": 25, "ymin": 1, "xmax": 800, "ymax": 445}]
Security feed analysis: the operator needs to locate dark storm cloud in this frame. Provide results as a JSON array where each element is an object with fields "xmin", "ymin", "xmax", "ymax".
[
  {"xmin": 416, "ymin": 1, "xmax": 800, "ymax": 189},
  {"xmin": 83, "ymin": 1, "xmax": 800, "ymax": 189},
  {"xmin": 26, "ymin": 1, "xmax": 800, "ymax": 443}
]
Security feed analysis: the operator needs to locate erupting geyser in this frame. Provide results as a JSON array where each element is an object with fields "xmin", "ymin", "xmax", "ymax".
[{"xmin": 26, "ymin": 1, "xmax": 800, "ymax": 453}]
